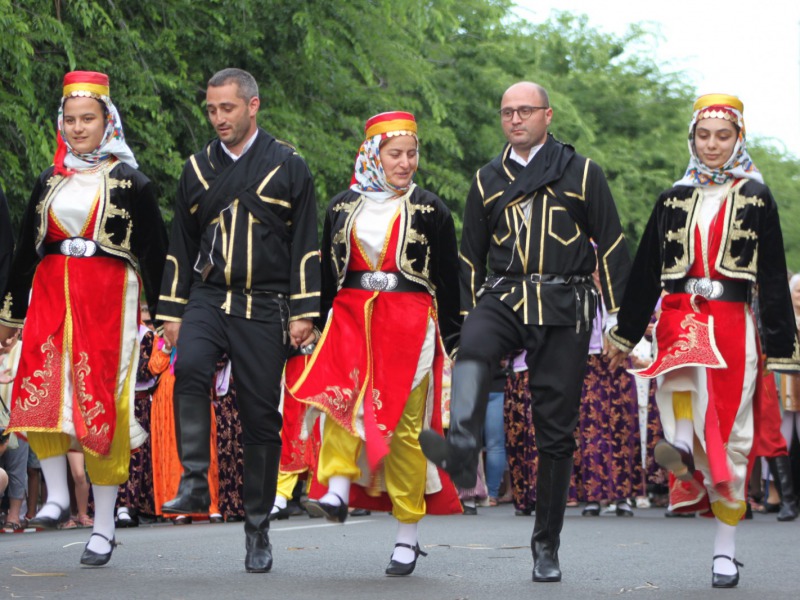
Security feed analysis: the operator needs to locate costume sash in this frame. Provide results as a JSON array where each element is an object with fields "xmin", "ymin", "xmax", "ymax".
[
  {"xmin": 488, "ymin": 134, "xmax": 577, "ymax": 233},
  {"xmin": 193, "ymin": 129, "xmax": 295, "ymax": 233}
]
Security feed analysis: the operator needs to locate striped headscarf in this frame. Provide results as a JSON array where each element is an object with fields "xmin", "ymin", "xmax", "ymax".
[
  {"xmin": 674, "ymin": 93, "xmax": 762, "ymax": 187},
  {"xmin": 54, "ymin": 70, "xmax": 138, "ymax": 176},
  {"xmin": 350, "ymin": 111, "xmax": 418, "ymax": 202}
]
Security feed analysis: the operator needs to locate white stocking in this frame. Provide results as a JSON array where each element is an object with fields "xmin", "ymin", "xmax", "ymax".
[
  {"xmin": 37, "ymin": 456, "xmax": 70, "ymax": 519},
  {"xmin": 391, "ymin": 520, "xmax": 419, "ymax": 564},
  {"xmin": 712, "ymin": 520, "xmax": 737, "ymax": 576},
  {"xmin": 86, "ymin": 484, "xmax": 117, "ymax": 554}
]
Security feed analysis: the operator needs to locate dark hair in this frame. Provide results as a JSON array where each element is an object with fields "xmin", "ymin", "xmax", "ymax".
[
  {"xmin": 63, "ymin": 96, "xmax": 109, "ymax": 120},
  {"xmin": 208, "ymin": 68, "xmax": 259, "ymax": 101}
]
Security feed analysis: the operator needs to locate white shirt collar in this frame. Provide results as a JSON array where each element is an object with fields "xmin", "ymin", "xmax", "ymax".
[
  {"xmin": 509, "ymin": 143, "xmax": 544, "ymax": 167},
  {"xmin": 221, "ymin": 129, "xmax": 258, "ymax": 162}
]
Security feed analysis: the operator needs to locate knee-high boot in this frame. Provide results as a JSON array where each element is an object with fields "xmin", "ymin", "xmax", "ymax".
[
  {"xmin": 244, "ymin": 443, "xmax": 281, "ymax": 573},
  {"xmin": 531, "ymin": 455, "xmax": 573, "ymax": 582},
  {"xmin": 768, "ymin": 455, "xmax": 799, "ymax": 522},
  {"xmin": 419, "ymin": 359, "xmax": 491, "ymax": 488},
  {"xmin": 162, "ymin": 393, "xmax": 212, "ymax": 514}
]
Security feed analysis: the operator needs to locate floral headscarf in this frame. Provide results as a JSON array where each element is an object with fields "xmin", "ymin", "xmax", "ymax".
[
  {"xmin": 350, "ymin": 111, "xmax": 418, "ymax": 202},
  {"xmin": 674, "ymin": 93, "xmax": 762, "ymax": 187},
  {"xmin": 54, "ymin": 70, "xmax": 137, "ymax": 176}
]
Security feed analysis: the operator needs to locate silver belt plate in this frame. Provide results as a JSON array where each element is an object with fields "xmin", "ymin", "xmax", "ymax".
[
  {"xmin": 683, "ymin": 277, "xmax": 723, "ymax": 299},
  {"xmin": 360, "ymin": 271, "xmax": 398, "ymax": 291},
  {"xmin": 60, "ymin": 238, "xmax": 98, "ymax": 258}
]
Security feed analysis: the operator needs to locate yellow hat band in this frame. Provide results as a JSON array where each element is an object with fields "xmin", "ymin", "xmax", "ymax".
[
  {"xmin": 63, "ymin": 82, "xmax": 109, "ymax": 98},
  {"xmin": 693, "ymin": 93, "xmax": 743, "ymax": 113},
  {"xmin": 365, "ymin": 119, "xmax": 417, "ymax": 138}
]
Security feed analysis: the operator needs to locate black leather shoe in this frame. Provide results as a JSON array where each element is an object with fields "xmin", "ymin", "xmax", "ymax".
[
  {"xmin": 269, "ymin": 505, "xmax": 290, "ymax": 521},
  {"xmin": 304, "ymin": 494, "xmax": 348, "ymax": 523},
  {"xmin": 245, "ymin": 530, "xmax": 273, "ymax": 573},
  {"xmin": 161, "ymin": 492, "xmax": 210, "ymax": 515},
  {"xmin": 80, "ymin": 533, "xmax": 117, "ymax": 567},
  {"xmin": 581, "ymin": 502, "xmax": 600, "ymax": 517},
  {"xmin": 615, "ymin": 502, "xmax": 634, "ymax": 517},
  {"xmin": 461, "ymin": 504, "xmax": 478, "ymax": 516},
  {"xmin": 532, "ymin": 541, "xmax": 561, "ymax": 582},
  {"xmin": 385, "ymin": 543, "xmax": 427, "ymax": 576},
  {"xmin": 28, "ymin": 502, "xmax": 70, "ymax": 530},
  {"xmin": 418, "ymin": 430, "xmax": 475, "ymax": 489},
  {"xmin": 711, "ymin": 555, "xmax": 742, "ymax": 588},
  {"xmin": 349, "ymin": 508, "xmax": 371, "ymax": 517},
  {"xmin": 115, "ymin": 511, "xmax": 139, "ymax": 528},
  {"xmin": 654, "ymin": 440, "xmax": 695, "ymax": 480}
]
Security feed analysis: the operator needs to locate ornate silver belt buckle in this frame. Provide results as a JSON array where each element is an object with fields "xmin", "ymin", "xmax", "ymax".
[
  {"xmin": 60, "ymin": 238, "xmax": 97, "ymax": 258},
  {"xmin": 360, "ymin": 271, "xmax": 398, "ymax": 291},
  {"xmin": 684, "ymin": 277, "xmax": 723, "ymax": 299}
]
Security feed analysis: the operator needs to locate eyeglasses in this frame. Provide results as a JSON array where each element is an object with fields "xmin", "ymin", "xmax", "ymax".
[{"xmin": 498, "ymin": 106, "xmax": 549, "ymax": 121}]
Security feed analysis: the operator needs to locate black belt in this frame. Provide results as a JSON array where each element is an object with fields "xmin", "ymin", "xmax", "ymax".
[
  {"xmin": 342, "ymin": 271, "xmax": 427, "ymax": 293},
  {"xmin": 44, "ymin": 238, "xmax": 116, "ymax": 259},
  {"xmin": 665, "ymin": 277, "xmax": 750, "ymax": 302},
  {"xmin": 486, "ymin": 273, "xmax": 593, "ymax": 287}
]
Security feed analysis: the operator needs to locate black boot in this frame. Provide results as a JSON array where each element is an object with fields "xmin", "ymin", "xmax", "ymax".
[
  {"xmin": 419, "ymin": 360, "xmax": 491, "ymax": 488},
  {"xmin": 768, "ymin": 455, "xmax": 799, "ymax": 522},
  {"xmin": 531, "ymin": 455, "xmax": 573, "ymax": 582},
  {"xmin": 244, "ymin": 443, "xmax": 281, "ymax": 573},
  {"xmin": 162, "ymin": 393, "xmax": 212, "ymax": 514}
]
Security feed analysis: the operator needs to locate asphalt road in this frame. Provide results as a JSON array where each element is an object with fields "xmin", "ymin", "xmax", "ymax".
[{"xmin": 1, "ymin": 505, "xmax": 797, "ymax": 599}]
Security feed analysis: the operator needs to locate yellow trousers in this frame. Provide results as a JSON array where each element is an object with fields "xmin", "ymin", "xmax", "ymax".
[{"xmin": 317, "ymin": 375, "xmax": 429, "ymax": 523}]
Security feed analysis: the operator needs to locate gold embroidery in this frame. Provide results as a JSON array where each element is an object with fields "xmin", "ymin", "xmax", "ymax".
[
  {"xmin": 18, "ymin": 337, "xmax": 59, "ymax": 411},
  {"xmin": 107, "ymin": 178, "xmax": 133, "ymax": 190}
]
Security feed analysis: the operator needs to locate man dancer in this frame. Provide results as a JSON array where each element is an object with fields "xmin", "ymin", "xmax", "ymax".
[
  {"xmin": 157, "ymin": 68, "xmax": 320, "ymax": 573},
  {"xmin": 420, "ymin": 81, "xmax": 630, "ymax": 582}
]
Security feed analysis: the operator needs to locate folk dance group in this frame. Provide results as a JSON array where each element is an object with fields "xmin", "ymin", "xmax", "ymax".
[{"xmin": 0, "ymin": 66, "xmax": 797, "ymax": 591}]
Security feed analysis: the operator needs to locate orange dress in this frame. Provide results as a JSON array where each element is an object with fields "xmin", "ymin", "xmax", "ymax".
[{"xmin": 149, "ymin": 337, "xmax": 220, "ymax": 517}]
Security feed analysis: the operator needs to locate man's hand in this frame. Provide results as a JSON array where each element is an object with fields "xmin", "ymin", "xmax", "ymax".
[
  {"xmin": 289, "ymin": 318, "xmax": 315, "ymax": 349},
  {"xmin": 604, "ymin": 337, "xmax": 629, "ymax": 372},
  {"xmin": 163, "ymin": 321, "xmax": 181, "ymax": 350},
  {"xmin": 0, "ymin": 325, "xmax": 19, "ymax": 355}
]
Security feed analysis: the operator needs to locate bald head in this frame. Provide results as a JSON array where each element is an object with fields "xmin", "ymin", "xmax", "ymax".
[
  {"xmin": 502, "ymin": 82, "xmax": 550, "ymax": 108},
  {"xmin": 500, "ymin": 81, "xmax": 553, "ymax": 160}
]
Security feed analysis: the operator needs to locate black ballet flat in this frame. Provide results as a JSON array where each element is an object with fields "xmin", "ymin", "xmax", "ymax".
[
  {"xmin": 712, "ymin": 555, "xmax": 743, "ymax": 588},
  {"xmin": 303, "ymin": 493, "xmax": 348, "ymax": 523},
  {"xmin": 28, "ymin": 502, "xmax": 70, "ymax": 530},
  {"xmin": 80, "ymin": 532, "xmax": 118, "ymax": 567},
  {"xmin": 654, "ymin": 440, "xmax": 695, "ymax": 480},
  {"xmin": 385, "ymin": 542, "xmax": 428, "ymax": 576},
  {"xmin": 582, "ymin": 502, "xmax": 601, "ymax": 517},
  {"xmin": 269, "ymin": 505, "xmax": 290, "ymax": 521}
]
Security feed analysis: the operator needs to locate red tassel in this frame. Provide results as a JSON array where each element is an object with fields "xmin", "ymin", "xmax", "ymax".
[{"xmin": 53, "ymin": 131, "xmax": 74, "ymax": 177}]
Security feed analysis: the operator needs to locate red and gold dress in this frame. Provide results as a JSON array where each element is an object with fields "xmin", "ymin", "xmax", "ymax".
[
  {"xmin": 6, "ymin": 165, "xmax": 142, "ymax": 484},
  {"xmin": 634, "ymin": 187, "xmax": 758, "ymax": 515},
  {"xmin": 289, "ymin": 208, "xmax": 460, "ymax": 516}
]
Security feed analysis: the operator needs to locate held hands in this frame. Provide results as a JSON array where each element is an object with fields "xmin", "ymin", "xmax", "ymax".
[
  {"xmin": 162, "ymin": 321, "xmax": 181, "ymax": 351},
  {"xmin": 603, "ymin": 335, "xmax": 629, "ymax": 372},
  {"xmin": 289, "ymin": 318, "xmax": 316, "ymax": 349}
]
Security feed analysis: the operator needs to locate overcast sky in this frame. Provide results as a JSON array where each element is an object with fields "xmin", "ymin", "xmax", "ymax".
[{"xmin": 513, "ymin": 0, "xmax": 800, "ymax": 159}]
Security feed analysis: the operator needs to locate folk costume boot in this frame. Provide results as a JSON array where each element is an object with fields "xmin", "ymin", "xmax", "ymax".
[
  {"xmin": 243, "ymin": 443, "xmax": 281, "ymax": 573},
  {"xmin": 162, "ymin": 393, "xmax": 212, "ymax": 515},
  {"xmin": 419, "ymin": 360, "xmax": 491, "ymax": 488},
  {"xmin": 767, "ymin": 455, "xmax": 799, "ymax": 522},
  {"xmin": 531, "ymin": 455, "xmax": 573, "ymax": 583}
]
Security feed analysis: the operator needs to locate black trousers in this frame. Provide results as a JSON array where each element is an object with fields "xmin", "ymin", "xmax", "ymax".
[
  {"xmin": 458, "ymin": 295, "xmax": 591, "ymax": 459},
  {"xmin": 173, "ymin": 297, "xmax": 288, "ymax": 445}
]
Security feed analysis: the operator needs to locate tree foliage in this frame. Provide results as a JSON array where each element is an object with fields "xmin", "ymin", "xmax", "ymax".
[{"xmin": 2, "ymin": 1, "xmax": 799, "ymax": 267}]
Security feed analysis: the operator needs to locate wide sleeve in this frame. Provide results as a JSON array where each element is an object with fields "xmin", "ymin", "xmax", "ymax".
[
  {"xmin": 458, "ymin": 170, "xmax": 490, "ymax": 315},
  {"xmin": 286, "ymin": 156, "xmax": 320, "ymax": 322},
  {"xmin": 608, "ymin": 197, "xmax": 664, "ymax": 352},
  {"xmin": 129, "ymin": 174, "xmax": 169, "ymax": 321},
  {"xmin": 584, "ymin": 160, "xmax": 631, "ymax": 314},
  {"xmin": 431, "ymin": 197, "xmax": 462, "ymax": 355},
  {"xmin": 0, "ymin": 174, "xmax": 47, "ymax": 326},
  {"xmin": 318, "ymin": 206, "xmax": 338, "ymax": 327},
  {"xmin": 755, "ymin": 189, "xmax": 800, "ymax": 371},
  {"xmin": 155, "ymin": 163, "xmax": 200, "ymax": 323}
]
